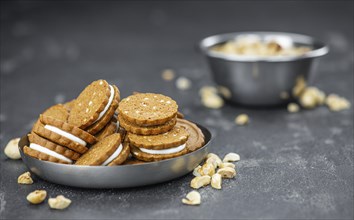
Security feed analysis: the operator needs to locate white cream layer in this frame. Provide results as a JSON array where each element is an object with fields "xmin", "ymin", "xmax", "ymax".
[
  {"xmin": 94, "ymin": 85, "xmax": 114, "ymax": 123},
  {"xmin": 29, "ymin": 143, "xmax": 73, "ymax": 163},
  {"xmin": 139, "ymin": 144, "xmax": 186, "ymax": 155},
  {"xmin": 102, "ymin": 144, "xmax": 123, "ymax": 166},
  {"xmin": 44, "ymin": 125, "xmax": 87, "ymax": 146}
]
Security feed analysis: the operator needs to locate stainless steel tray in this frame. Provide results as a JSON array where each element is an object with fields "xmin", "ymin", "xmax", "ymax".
[{"xmin": 18, "ymin": 124, "xmax": 211, "ymax": 188}]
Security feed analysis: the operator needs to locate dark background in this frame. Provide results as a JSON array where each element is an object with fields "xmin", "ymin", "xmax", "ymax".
[{"xmin": 1, "ymin": 1, "xmax": 353, "ymax": 219}]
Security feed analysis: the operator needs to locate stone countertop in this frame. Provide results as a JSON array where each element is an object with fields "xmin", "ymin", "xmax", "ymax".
[{"xmin": 1, "ymin": 1, "xmax": 353, "ymax": 219}]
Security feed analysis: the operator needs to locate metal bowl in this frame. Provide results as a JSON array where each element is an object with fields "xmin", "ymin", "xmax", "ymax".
[
  {"xmin": 18, "ymin": 124, "xmax": 211, "ymax": 189},
  {"xmin": 199, "ymin": 32, "xmax": 329, "ymax": 106}
]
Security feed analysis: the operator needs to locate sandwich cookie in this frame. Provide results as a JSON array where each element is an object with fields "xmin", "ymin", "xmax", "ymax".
[
  {"xmin": 95, "ymin": 119, "xmax": 119, "ymax": 141},
  {"xmin": 33, "ymin": 115, "xmax": 97, "ymax": 154},
  {"xmin": 118, "ymin": 93, "xmax": 178, "ymax": 126},
  {"xmin": 176, "ymin": 119, "xmax": 205, "ymax": 152},
  {"xmin": 68, "ymin": 80, "xmax": 120, "ymax": 130},
  {"xmin": 118, "ymin": 114, "xmax": 176, "ymax": 135},
  {"xmin": 63, "ymin": 99, "xmax": 76, "ymax": 112},
  {"xmin": 85, "ymin": 85, "xmax": 120, "ymax": 135},
  {"xmin": 75, "ymin": 133, "xmax": 130, "ymax": 166},
  {"xmin": 129, "ymin": 126, "xmax": 190, "ymax": 162},
  {"xmin": 23, "ymin": 133, "xmax": 81, "ymax": 164}
]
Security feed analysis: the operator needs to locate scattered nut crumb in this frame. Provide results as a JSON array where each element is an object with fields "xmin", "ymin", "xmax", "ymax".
[
  {"xmin": 206, "ymin": 156, "xmax": 222, "ymax": 169},
  {"xmin": 18, "ymin": 172, "xmax": 33, "ymax": 184},
  {"xmin": 190, "ymin": 175, "xmax": 211, "ymax": 189},
  {"xmin": 161, "ymin": 69, "xmax": 175, "ymax": 81},
  {"xmin": 182, "ymin": 190, "xmax": 201, "ymax": 206},
  {"xmin": 200, "ymin": 163, "xmax": 215, "ymax": 176},
  {"xmin": 201, "ymin": 94, "xmax": 224, "ymax": 109},
  {"xmin": 235, "ymin": 114, "xmax": 249, "ymax": 125},
  {"xmin": 192, "ymin": 165, "xmax": 202, "ymax": 177},
  {"xmin": 200, "ymin": 86, "xmax": 224, "ymax": 109},
  {"xmin": 218, "ymin": 86, "xmax": 232, "ymax": 99},
  {"xmin": 299, "ymin": 87, "xmax": 325, "ymax": 109},
  {"xmin": 48, "ymin": 195, "xmax": 72, "ymax": 210},
  {"xmin": 176, "ymin": 77, "xmax": 192, "ymax": 90},
  {"xmin": 223, "ymin": 153, "xmax": 240, "ymax": 162},
  {"xmin": 27, "ymin": 190, "xmax": 47, "ymax": 204},
  {"xmin": 326, "ymin": 94, "xmax": 351, "ymax": 111},
  {"xmin": 219, "ymin": 162, "xmax": 236, "ymax": 169},
  {"xmin": 217, "ymin": 167, "xmax": 236, "ymax": 179},
  {"xmin": 4, "ymin": 138, "xmax": 21, "ymax": 160},
  {"xmin": 287, "ymin": 103, "xmax": 300, "ymax": 113},
  {"xmin": 211, "ymin": 173, "xmax": 222, "ymax": 189}
]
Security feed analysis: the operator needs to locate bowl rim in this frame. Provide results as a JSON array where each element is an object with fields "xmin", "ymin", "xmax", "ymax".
[{"xmin": 199, "ymin": 31, "xmax": 329, "ymax": 62}]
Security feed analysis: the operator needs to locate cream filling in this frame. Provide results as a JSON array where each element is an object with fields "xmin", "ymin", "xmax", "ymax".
[
  {"xmin": 94, "ymin": 85, "xmax": 114, "ymax": 123},
  {"xmin": 44, "ymin": 125, "xmax": 87, "ymax": 146},
  {"xmin": 29, "ymin": 143, "xmax": 73, "ymax": 163},
  {"xmin": 139, "ymin": 144, "xmax": 186, "ymax": 155},
  {"xmin": 102, "ymin": 144, "xmax": 123, "ymax": 166}
]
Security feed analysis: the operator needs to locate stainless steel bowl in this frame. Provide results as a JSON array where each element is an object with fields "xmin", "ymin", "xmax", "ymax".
[
  {"xmin": 18, "ymin": 123, "xmax": 211, "ymax": 189},
  {"xmin": 199, "ymin": 32, "xmax": 329, "ymax": 106}
]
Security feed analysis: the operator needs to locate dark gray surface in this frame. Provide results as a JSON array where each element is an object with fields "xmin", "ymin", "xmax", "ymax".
[{"xmin": 1, "ymin": 1, "xmax": 353, "ymax": 219}]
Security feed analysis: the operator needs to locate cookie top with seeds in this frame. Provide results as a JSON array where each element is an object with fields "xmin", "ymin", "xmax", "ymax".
[
  {"xmin": 128, "ymin": 125, "xmax": 189, "ymax": 149},
  {"xmin": 118, "ymin": 93, "xmax": 178, "ymax": 126},
  {"xmin": 68, "ymin": 79, "xmax": 111, "ymax": 129}
]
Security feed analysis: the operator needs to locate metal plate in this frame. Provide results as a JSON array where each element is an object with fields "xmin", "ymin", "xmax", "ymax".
[{"xmin": 18, "ymin": 124, "xmax": 211, "ymax": 188}]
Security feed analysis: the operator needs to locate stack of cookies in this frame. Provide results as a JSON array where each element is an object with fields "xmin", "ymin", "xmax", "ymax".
[
  {"xmin": 118, "ymin": 93, "xmax": 204, "ymax": 162},
  {"xmin": 24, "ymin": 80, "xmax": 129, "ymax": 165},
  {"xmin": 23, "ymin": 79, "xmax": 205, "ymax": 165}
]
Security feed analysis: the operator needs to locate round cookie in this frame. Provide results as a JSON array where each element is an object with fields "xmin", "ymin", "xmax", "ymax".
[
  {"xmin": 75, "ymin": 133, "xmax": 129, "ymax": 166},
  {"xmin": 41, "ymin": 104, "xmax": 69, "ymax": 122},
  {"xmin": 85, "ymin": 85, "xmax": 120, "ymax": 135},
  {"xmin": 63, "ymin": 99, "xmax": 76, "ymax": 112},
  {"xmin": 68, "ymin": 79, "xmax": 111, "ymax": 129},
  {"xmin": 118, "ymin": 93, "xmax": 178, "ymax": 126},
  {"xmin": 176, "ymin": 119, "xmax": 205, "ymax": 152},
  {"xmin": 130, "ymin": 145, "xmax": 189, "ymax": 162},
  {"xmin": 127, "ymin": 126, "xmax": 189, "ymax": 149},
  {"xmin": 118, "ymin": 114, "xmax": 176, "ymax": 135}
]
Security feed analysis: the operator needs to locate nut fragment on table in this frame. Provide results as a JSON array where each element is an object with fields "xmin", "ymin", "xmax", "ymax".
[
  {"xmin": 18, "ymin": 172, "xmax": 33, "ymax": 184},
  {"xmin": 206, "ymin": 156, "xmax": 222, "ymax": 168},
  {"xmin": 211, "ymin": 173, "xmax": 222, "ymax": 189},
  {"xmin": 192, "ymin": 165, "xmax": 202, "ymax": 177},
  {"xmin": 218, "ymin": 86, "xmax": 232, "ymax": 99},
  {"xmin": 27, "ymin": 190, "xmax": 47, "ymax": 204},
  {"xmin": 48, "ymin": 195, "xmax": 72, "ymax": 210},
  {"xmin": 219, "ymin": 162, "xmax": 236, "ymax": 169},
  {"xmin": 223, "ymin": 153, "xmax": 240, "ymax": 162},
  {"xmin": 190, "ymin": 175, "xmax": 211, "ymax": 189},
  {"xmin": 299, "ymin": 87, "xmax": 325, "ymax": 109},
  {"xmin": 287, "ymin": 103, "xmax": 300, "ymax": 113},
  {"xmin": 200, "ymin": 163, "xmax": 215, "ymax": 176},
  {"xmin": 161, "ymin": 69, "xmax": 175, "ymax": 81},
  {"xmin": 176, "ymin": 76, "xmax": 191, "ymax": 90},
  {"xmin": 200, "ymin": 86, "xmax": 224, "ymax": 109},
  {"xmin": 325, "ymin": 94, "xmax": 351, "ymax": 111},
  {"xmin": 217, "ymin": 167, "xmax": 236, "ymax": 179},
  {"xmin": 235, "ymin": 114, "xmax": 249, "ymax": 125},
  {"xmin": 4, "ymin": 137, "xmax": 21, "ymax": 160},
  {"xmin": 182, "ymin": 190, "xmax": 201, "ymax": 206}
]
